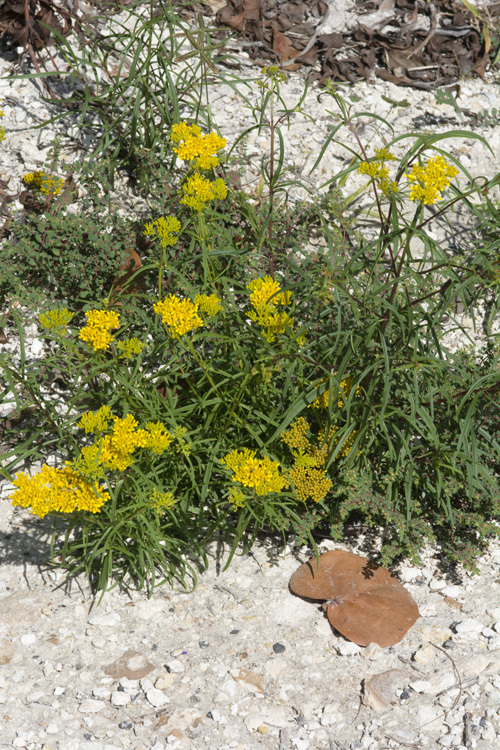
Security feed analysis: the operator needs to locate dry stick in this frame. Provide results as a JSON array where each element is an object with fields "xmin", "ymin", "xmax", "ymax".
[
  {"xmin": 419, "ymin": 642, "xmax": 463, "ymax": 729},
  {"xmin": 279, "ymin": 729, "xmax": 290, "ymax": 750},
  {"xmin": 463, "ymin": 711, "xmax": 473, "ymax": 749}
]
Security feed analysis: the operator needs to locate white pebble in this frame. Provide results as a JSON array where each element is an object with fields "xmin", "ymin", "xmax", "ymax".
[
  {"xmin": 166, "ymin": 659, "xmax": 184, "ymax": 673},
  {"xmin": 454, "ymin": 618, "xmax": 484, "ymax": 634},
  {"xmin": 78, "ymin": 699, "xmax": 106, "ymax": 713},
  {"xmin": 46, "ymin": 724, "xmax": 59, "ymax": 735},
  {"xmin": 20, "ymin": 634, "xmax": 36, "ymax": 646},
  {"xmin": 429, "ymin": 579, "xmax": 446, "ymax": 590},
  {"xmin": 409, "ymin": 680, "xmax": 432, "ymax": 693},
  {"xmin": 146, "ymin": 687, "xmax": 169, "ymax": 708},
  {"xmin": 111, "ymin": 691, "xmax": 131, "ymax": 706},
  {"xmin": 335, "ymin": 641, "xmax": 362, "ymax": 656},
  {"xmin": 87, "ymin": 612, "xmax": 121, "ymax": 627},
  {"xmin": 53, "ymin": 687, "xmax": 66, "ymax": 696}
]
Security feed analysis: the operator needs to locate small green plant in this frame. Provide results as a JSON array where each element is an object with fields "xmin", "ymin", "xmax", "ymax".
[{"xmin": 1, "ymin": 51, "xmax": 500, "ymax": 598}]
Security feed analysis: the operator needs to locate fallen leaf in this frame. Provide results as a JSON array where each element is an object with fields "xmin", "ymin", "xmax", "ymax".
[
  {"xmin": 289, "ymin": 550, "xmax": 419, "ymax": 647},
  {"xmin": 230, "ymin": 668, "xmax": 264, "ymax": 693}
]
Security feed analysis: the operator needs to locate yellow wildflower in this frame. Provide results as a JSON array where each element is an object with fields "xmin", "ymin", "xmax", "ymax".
[
  {"xmin": 98, "ymin": 414, "xmax": 148, "ymax": 471},
  {"xmin": 149, "ymin": 488, "xmax": 177, "ymax": 513},
  {"xmin": 39, "ymin": 308, "xmax": 74, "ymax": 332},
  {"xmin": 194, "ymin": 293, "xmax": 222, "ymax": 318},
  {"xmin": 0, "ymin": 100, "xmax": 5, "ymax": 143},
  {"xmin": 144, "ymin": 421, "xmax": 172, "ymax": 454},
  {"xmin": 309, "ymin": 375, "xmax": 361, "ymax": 410},
  {"xmin": 280, "ymin": 417, "xmax": 313, "ymax": 454},
  {"xmin": 23, "ymin": 170, "xmax": 64, "ymax": 195},
  {"xmin": 77, "ymin": 405, "xmax": 112, "ymax": 434},
  {"xmin": 116, "ymin": 337, "xmax": 145, "ymax": 360},
  {"xmin": 227, "ymin": 487, "xmax": 246, "ymax": 508},
  {"xmin": 143, "ymin": 215, "xmax": 181, "ymax": 248},
  {"xmin": 358, "ymin": 154, "xmax": 399, "ymax": 196},
  {"xmin": 407, "ymin": 154, "xmax": 459, "ymax": 205},
  {"xmin": 154, "ymin": 295, "xmax": 203, "ymax": 338},
  {"xmin": 171, "ymin": 122, "xmax": 226, "ymax": 170},
  {"xmin": 222, "ymin": 448, "xmax": 289, "ymax": 496},
  {"xmin": 10, "ymin": 464, "xmax": 109, "ymax": 519},
  {"xmin": 78, "ymin": 310, "xmax": 120, "ymax": 352},
  {"xmin": 288, "ymin": 463, "xmax": 332, "ymax": 503},
  {"xmin": 180, "ymin": 173, "xmax": 227, "ymax": 212},
  {"xmin": 247, "ymin": 276, "xmax": 294, "ymax": 343}
]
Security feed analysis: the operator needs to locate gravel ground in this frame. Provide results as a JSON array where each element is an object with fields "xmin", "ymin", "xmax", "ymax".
[{"xmin": 1, "ymin": 1, "xmax": 500, "ymax": 748}]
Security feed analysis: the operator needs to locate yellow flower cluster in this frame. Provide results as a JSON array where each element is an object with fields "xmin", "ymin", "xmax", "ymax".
[
  {"xmin": 143, "ymin": 215, "xmax": 181, "ymax": 248},
  {"xmin": 227, "ymin": 486, "xmax": 247, "ymax": 508},
  {"xmin": 39, "ymin": 307, "xmax": 74, "ymax": 332},
  {"xmin": 149, "ymin": 488, "xmax": 177, "ymax": 513},
  {"xmin": 222, "ymin": 448, "xmax": 289, "ymax": 496},
  {"xmin": 309, "ymin": 374, "xmax": 361, "ymax": 410},
  {"xmin": 194, "ymin": 293, "xmax": 222, "ymax": 318},
  {"xmin": 78, "ymin": 405, "xmax": 112, "ymax": 434},
  {"xmin": 116, "ymin": 337, "xmax": 145, "ymax": 360},
  {"xmin": 407, "ymin": 154, "xmax": 459, "ymax": 205},
  {"xmin": 247, "ymin": 276, "xmax": 294, "ymax": 343},
  {"xmin": 180, "ymin": 173, "xmax": 227, "ymax": 212},
  {"xmin": 257, "ymin": 65, "xmax": 286, "ymax": 90},
  {"xmin": 23, "ymin": 170, "xmax": 64, "ymax": 196},
  {"xmin": 358, "ymin": 147, "xmax": 399, "ymax": 196},
  {"xmin": 10, "ymin": 464, "xmax": 109, "ymax": 519},
  {"xmin": 280, "ymin": 418, "xmax": 332, "ymax": 503},
  {"xmin": 144, "ymin": 421, "xmax": 173, "ymax": 454},
  {"xmin": 78, "ymin": 309, "xmax": 120, "ymax": 352},
  {"xmin": 154, "ymin": 295, "xmax": 204, "ymax": 338},
  {"xmin": 0, "ymin": 100, "xmax": 6, "ymax": 143},
  {"xmin": 171, "ymin": 122, "xmax": 226, "ymax": 170}
]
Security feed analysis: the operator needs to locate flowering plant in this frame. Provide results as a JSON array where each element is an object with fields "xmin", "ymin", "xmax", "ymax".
[{"xmin": 1, "ymin": 63, "xmax": 500, "ymax": 598}]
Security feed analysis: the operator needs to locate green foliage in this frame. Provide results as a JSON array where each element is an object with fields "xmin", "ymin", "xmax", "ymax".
[{"xmin": 1, "ymin": 12, "xmax": 500, "ymax": 598}]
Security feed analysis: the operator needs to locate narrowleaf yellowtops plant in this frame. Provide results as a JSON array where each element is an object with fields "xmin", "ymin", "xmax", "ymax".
[{"xmin": 1, "ymin": 77, "xmax": 500, "ymax": 600}]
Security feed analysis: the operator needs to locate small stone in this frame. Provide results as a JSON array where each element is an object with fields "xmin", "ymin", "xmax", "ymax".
[
  {"xmin": 46, "ymin": 724, "xmax": 58, "ymax": 735},
  {"xmin": 441, "ymin": 585, "xmax": 462, "ymax": 598},
  {"xmin": 20, "ymin": 634, "xmax": 36, "ymax": 646},
  {"xmin": 273, "ymin": 643, "xmax": 286, "ymax": 654},
  {"xmin": 400, "ymin": 691, "xmax": 410, "ymax": 700},
  {"xmin": 443, "ymin": 639, "xmax": 456, "ymax": 650},
  {"xmin": 78, "ymin": 699, "xmax": 106, "ymax": 713},
  {"xmin": 257, "ymin": 726, "xmax": 268, "ymax": 734},
  {"xmin": 87, "ymin": 612, "xmax": 121, "ymax": 627},
  {"xmin": 230, "ymin": 669, "xmax": 265, "ymax": 693},
  {"xmin": 91, "ymin": 637, "xmax": 106, "ymax": 649},
  {"xmin": 493, "ymin": 622, "xmax": 500, "ymax": 634},
  {"xmin": 111, "ymin": 691, "xmax": 131, "ymax": 706},
  {"xmin": 483, "ymin": 628, "xmax": 496, "ymax": 638},
  {"xmin": 291, "ymin": 739, "xmax": 309, "ymax": 750},
  {"xmin": 53, "ymin": 687, "xmax": 65, "ymax": 696},
  {"xmin": 230, "ymin": 629, "xmax": 240, "ymax": 635},
  {"xmin": 454, "ymin": 618, "xmax": 484, "ymax": 634},
  {"xmin": 119, "ymin": 721, "xmax": 133, "ymax": 729},
  {"xmin": 207, "ymin": 709, "xmax": 221, "ymax": 722},
  {"xmin": 413, "ymin": 644, "xmax": 437, "ymax": 665},
  {"xmin": 336, "ymin": 641, "xmax": 362, "ymax": 656},
  {"xmin": 409, "ymin": 680, "xmax": 432, "ymax": 693},
  {"xmin": 199, "ymin": 641, "xmax": 209, "ymax": 649},
  {"xmin": 155, "ymin": 674, "xmax": 174, "ymax": 690},
  {"xmin": 487, "ymin": 607, "xmax": 500, "ymax": 620},
  {"xmin": 364, "ymin": 643, "xmax": 383, "ymax": 660},
  {"xmin": 437, "ymin": 734, "xmax": 457, "ymax": 747},
  {"xmin": 150, "ymin": 743, "xmax": 164, "ymax": 750},
  {"xmin": 104, "ymin": 650, "xmax": 154, "ymax": 680},
  {"xmin": 166, "ymin": 659, "xmax": 184, "ymax": 673},
  {"xmin": 146, "ymin": 687, "xmax": 169, "ymax": 708},
  {"xmin": 429, "ymin": 579, "xmax": 446, "ymax": 591}
]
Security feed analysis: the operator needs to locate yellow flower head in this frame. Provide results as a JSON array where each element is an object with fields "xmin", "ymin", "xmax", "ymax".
[
  {"xmin": 116, "ymin": 337, "xmax": 145, "ymax": 360},
  {"xmin": 0, "ymin": 101, "xmax": 6, "ymax": 144},
  {"xmin": 98, "ymin": 414, "xmax": 148, "ymax": 471},
  {"xmin": 194, "ymin": 293, "xmax": 222, "ymax": 318},
  {"xmin": 143, "ymin": 215, "xmax": 181, "ymax": 248},
  {"xmin": 144, "ymin": 421, "xmax": 172, "ymax": 454},
  {"xmin": 407, "ymin": 154, "xmax": 459, "ymax": 205},
  {"xmin": 78, "ymin": 310, "xmax": 120, "ymax": 352},
  {"xmin": 10, "ymin": 464, "xmax": 109, "ymax": 519},
  {"xmin": 180, "ymin": 173, "xmax": 227, "ymax": 212},
  {"xmin": 247, "ymin": 276, "xmax": 293, "ymax": 343},
  {"xmin": 23, "ymin": 170, "xmax": 64, "ymax": 195},
  {"xmin": 39, "ymin": 308, "xmax": 74, "ymax": 332},
  {"xmin": 309, "ymin": 374, "xmax": 361, "ymax": 410},
  {"xmin": 77, "ymin": 405, "xmax": 112, "ymax": 434},
  {"xmin": 149, "ymin": 488, "xmax": 177, "ymax": 513},
  {"xmin": 222, "ymin": 448, "xmax": 289, "ymax": 496},
  {"xmin": 227, "ymin": 486, "xmax": 246, "ymax": 508},
  {"xmin": 358, "ymin": 150, "xmax": 399, "ymax": 196},
  {"xmin": 153, "ymin": 295, "xmax": 203, "ymax": 338},
  {"xmin": 171, "ymin": 122, "xmax": 226, "ymax": 170}
]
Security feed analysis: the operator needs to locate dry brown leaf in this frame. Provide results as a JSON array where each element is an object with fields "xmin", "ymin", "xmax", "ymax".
[{"xmin": 289, "ymin": 550, "xmax": 419, "ymax": 648}]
